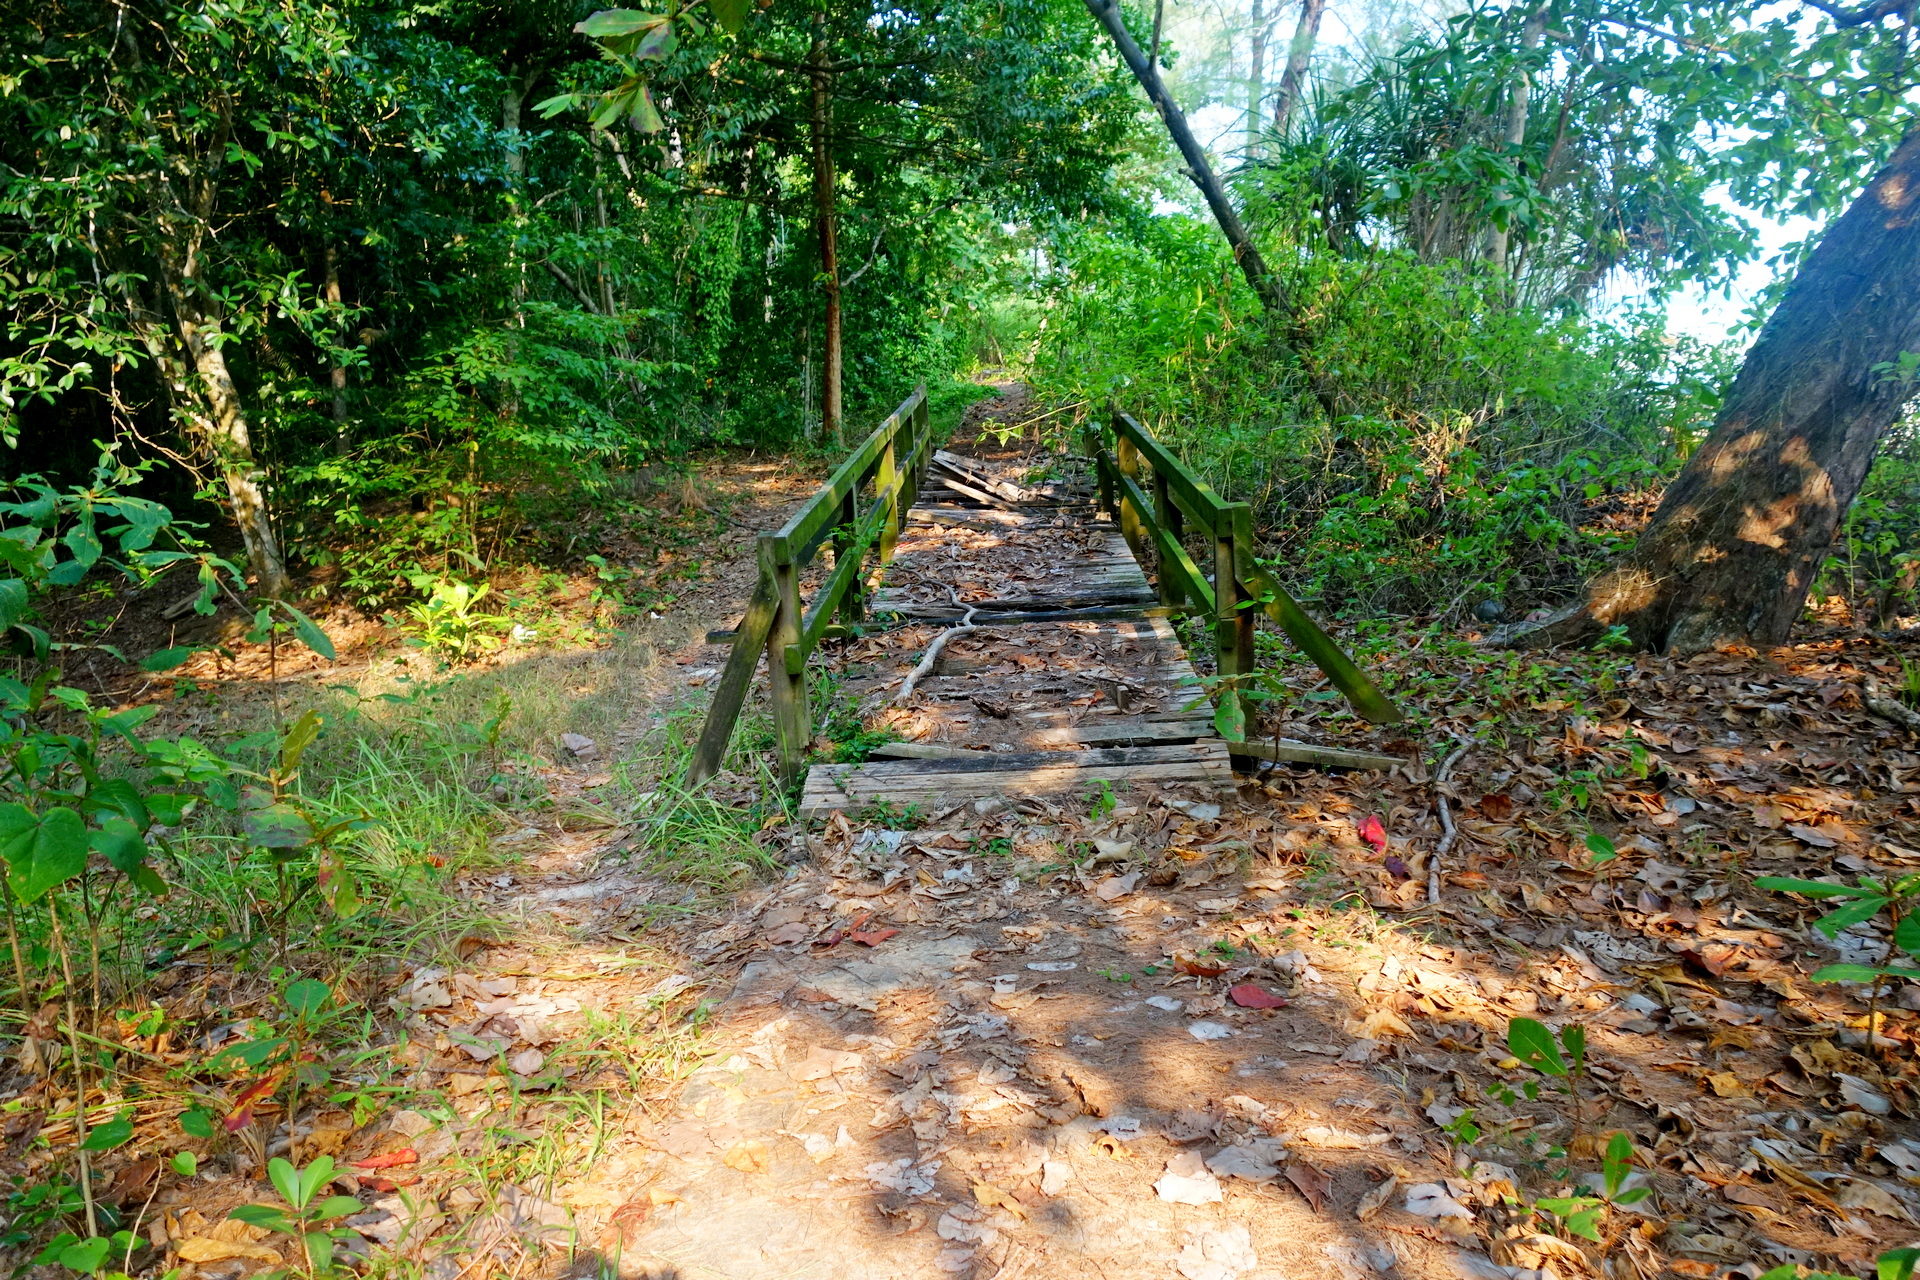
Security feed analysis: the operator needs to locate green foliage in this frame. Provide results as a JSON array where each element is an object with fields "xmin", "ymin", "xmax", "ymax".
[
  {"xmin": 1028, "ymin": 217, "xmax": 1726, "ymax": 614},
  {"xmin": 1755, "ymin": 873, "xmax": 1920, "ymax": 986},
  {"xmin": 230, "ymin": 1155, "xmax": 364, "ymax": 1279}
]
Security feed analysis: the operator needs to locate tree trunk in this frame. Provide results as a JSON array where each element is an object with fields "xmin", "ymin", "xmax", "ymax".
[
  {"xmin": 1486, "ymin": 1, "xmax": 1548, "ymax": 277},
  {"xmin": 1512, "ymin": 127, "xmax": 1920, "ymax": 656},
  {"xmin": 810, "ymin": 12, "xmax": 844, "ymax": 449},
  {"xmin": 1246, "ymin": 0, "xmax": 1269, "ymax": 157},
  {"xmin": 1084, "ymin": 0, "xmax": 1286, "ymax": 316},
  {"xmin": 322, "ymin": 240, "xmax": 349, "ymax": 455},
  {"xmin": 1270, "ymin": 0, "xmax": 1326, "ymax": 136}
]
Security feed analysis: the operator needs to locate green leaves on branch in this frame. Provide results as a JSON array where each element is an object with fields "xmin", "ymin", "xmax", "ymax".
[
  {"xmin": 543, "ymin": 0, "xmax": 752, "ymax": 133},
  {"xmin": 1756, "ymin": 872, "xmax": 1920, "ymax": 988}
]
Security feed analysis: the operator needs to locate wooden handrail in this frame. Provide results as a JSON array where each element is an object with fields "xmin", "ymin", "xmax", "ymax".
[
  {"xmin": 1083, "ymin": 409, "xmax": 1404, "ymax": 736},
  {"xmin": 686, "ymin": 385, "xmax": 934, "ymax": 785}
]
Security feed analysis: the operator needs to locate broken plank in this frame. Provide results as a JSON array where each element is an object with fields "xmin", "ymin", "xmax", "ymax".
[
  {"xmin": 1224, "ymin": 739, "xmax": 1404, "ymax": 771},
  {"xmin": 800, "ymin": 742, "xmax": 1231, "ymax": 819}
]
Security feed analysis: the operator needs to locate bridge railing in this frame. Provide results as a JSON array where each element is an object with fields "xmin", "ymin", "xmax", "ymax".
[
  {"xmin": 1082, "ymin": 409, "xmax": 1404, "ymax": 739},
  {"xmin": 687, "ymin": 385, "xmax": 934, "ymax": 785}
]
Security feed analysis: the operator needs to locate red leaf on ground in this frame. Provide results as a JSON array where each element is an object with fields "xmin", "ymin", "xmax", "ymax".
[
  {"xmin": 1356, "ymin": 814, "xmax": 1388, "ymax": 852},
  {"xmin": 223, "ymin": 1071, "xmax": 285, "ymax": 1133},
  {"xmin": 846, "ymin": 927, "xmax": 899, "ymax": 947},
  {"xmin": 1174, "ymin": 957, "xmax": 1229, "ymax": 977},
  {"xmin": 360, "ymin": 1174, "xmax": 421, "ymax": 1192},
  {"xmin": 1478, "ymin": 793, "xmax": 1513, "ymax": 819},
  {"xmin": 1227, "ymin": 983, "xmax": 1289, "ymax": 1009},
  {"xmin": 352, "ymin": 1148, "xmax": 419, "ymax": 1170}
]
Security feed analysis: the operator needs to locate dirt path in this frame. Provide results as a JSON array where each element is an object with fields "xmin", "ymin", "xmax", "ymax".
[{"xmin": 336, "ymin": 391, "xmax": 1920, "ymax": 1280}]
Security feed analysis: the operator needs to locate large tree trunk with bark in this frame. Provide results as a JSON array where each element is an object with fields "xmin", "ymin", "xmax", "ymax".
[
  {"xmin": 1084, "ymin": 0, "xmax": 1284, "ymax": 314},
  {"xmin": 1512, "ymin": 127, "xmax": 1920, "ymax": 655},
  {"xmin": 1270, "ymin": 0, "xmax": 1326, "ymax": 136},
  {"xmin": 809, "ymin": 12, "xmax": 844, "ymax": 449}
]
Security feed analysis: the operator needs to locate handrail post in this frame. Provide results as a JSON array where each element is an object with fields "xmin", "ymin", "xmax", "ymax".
[
  {"xmin": 1213, "ymin": 504, "xmax": 1256, "ymax": 740},
  {"xmin": 833, "ymin": 488, "xmax": 865, "ymax": 623},
  {"xmin": 1153, "ymin": 469, "xmax": 1183, "ymax": 609},
  {"xmin": 876, "ymin": 431, "xmax": 900, "ymax": 566},
  {"xmin": 1114, "ymin": 431, "xmax": 1148, "ymax": 562},
  {"xmin": 761, "ymin": 533, "xmax": 810, "ymax": 784},
  {"xmin": 1090, "ymin": 419, "xmax": 1113, "ymax": 515}
]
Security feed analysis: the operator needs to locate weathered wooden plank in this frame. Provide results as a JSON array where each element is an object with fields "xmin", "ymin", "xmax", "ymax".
[
  {"xmin": 1225, "ymin": 738, "xmax": 1404, "ymax": 771},
  {"xmin": 800, "ymin": 742, "xmax": 1232, "ymax": 819}
]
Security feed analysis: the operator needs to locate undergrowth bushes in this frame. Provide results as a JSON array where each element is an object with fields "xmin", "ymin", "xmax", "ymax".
[{"xmin": 1027, "ymin": 216, "xmax": 1734, "ymax": 615}]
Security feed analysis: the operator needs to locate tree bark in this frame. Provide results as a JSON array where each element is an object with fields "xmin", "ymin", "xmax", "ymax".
[
  {"xmin": 1486, "ymin": 1, "xmax": 1549, "ymax": 277},
  {"xmin": 1084, "ymin": 0, "xmax": 1286, "ymax": 316},
  {"xmin": 1511, "ymin": 127, "xmax": 1920, "ymax": 656},
  {"xmin": 810, "ymin": 12, "xmax": 844, "ymax": 449},
  {"xmin": 1270, "ymin": 0, "xmax": 1326, "ymax": 136},
  {"xmin": 322, "ymin": 240, "xmax": 349, "ymax": 456}
]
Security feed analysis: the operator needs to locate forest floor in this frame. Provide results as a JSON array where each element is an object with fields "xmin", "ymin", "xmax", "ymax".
[{"xmin": 31, "ymin": 385, "xmax": 1920, "ymax": 1280}]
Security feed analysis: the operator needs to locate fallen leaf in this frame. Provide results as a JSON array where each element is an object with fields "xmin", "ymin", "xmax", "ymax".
[
  {"xmin": 972, "ymin": 1181, "xmax": 1028, "ymax": 1219},
  {"xmin": 1285, "ymin": 1159, "xmax": 1331, "ymax": 1212},
  {"xmin": 1405, "ymin": 1182, "xmax": 1473, "ymax": 1220},
  {"xmin": 1175, "ymin": 957, "xmax": 1229, "ymax": 977},
  {"xmin": 351, "ymin": 1148, "xmax": 418, "ymax": 1170},
  {"xmin": 1357, "ymin": 814, "xmax": 1388, "ymax": 853},
  {"xmin": 1155, "ymin": 1151, "xmax": 1224, "ymax": 1205},
  {"xmin": 1227, "ymin": 983, "xmax": 1289, "ymax": 1009},
  {"xmin": 223, "ymin": 1071, "xmax": 285, "ymax": 1132},
  {"xmin": 846, "ymin": 926, "xmax": 899, "ymax": 947},
  {"xmin": 722, "ymin": 1140, "xmax": 770, "ymax": 1174},
  {"xmin": 1357, "ymin": 1174, "xmax": 1398, "ymax": 1221}
]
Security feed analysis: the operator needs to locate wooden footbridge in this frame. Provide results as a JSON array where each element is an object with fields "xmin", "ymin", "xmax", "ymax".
[{"xmin": 687, "ymin": 386, "xmax": 1403, "ymax": 818}]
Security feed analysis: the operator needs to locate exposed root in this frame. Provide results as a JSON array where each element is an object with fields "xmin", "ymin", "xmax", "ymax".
[
  {"xmin": 1429, "ymin": 738, "xmax": 1470, "ymax": 904},
  {"xmin": 1863, "ymin": 677, "xmax": 1920, "ymax": 733}
]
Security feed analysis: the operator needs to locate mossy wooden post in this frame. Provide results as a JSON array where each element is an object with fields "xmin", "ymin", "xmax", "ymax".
[
  {"xmin": 908, "ymin": 386, "xmax": 931, "ymax": 507},
  {"xmin": 1153, "ymin": 468, "xmax": 1184, "ymax": 608},
  {"xmin": 1213, "ymin": 503, "xmax": 1257, "ymax": 739},
  {"xmin": 876, "ymin": 434, "xmax": 901, "ymax": 566},
  {"xmin": 833, "ymin": 488, "xmax": 865, "ymax": 622},
  {"xmin": 762, "ymin": 533, "xmax": 810, "ymax": 783},
  {"xmin": 1114, "ymin": 432, "xmax": 1148, "ymax": 562},
  {"xmin": 1086, "ymin": 422, "xmax": 1114, "ymax": 515}
]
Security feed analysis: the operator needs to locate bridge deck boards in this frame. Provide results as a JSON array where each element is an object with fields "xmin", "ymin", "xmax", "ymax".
[{"xmin": 800, "ymin": 465, "xmax": 1234, "ymax": 820}]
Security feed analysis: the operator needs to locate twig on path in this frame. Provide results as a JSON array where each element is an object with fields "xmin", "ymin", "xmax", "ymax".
[
  {"xmin": 1429, "ymin": 738, "xmax": 1471, "ymax": 904},
  {"xmin": 897, "ymin": 589, "xmax": 980, "ymax": 704}
]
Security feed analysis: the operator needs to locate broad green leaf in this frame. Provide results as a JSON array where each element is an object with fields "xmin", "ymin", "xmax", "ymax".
[
  {"xmin": 267, "ymin": 1156, "xmax": 301, "ymax": 1208},
  {"xmin": 228, "ymin": 1204, "xmax": 290, "ymax": 1230},
  {"xmin": 1753, "ymin": 876, "xmax": 1877, "ymax": 899},
  {"xmin": 275, "ymin": 602, "xmax": 335, "ymax": 661},
  {"xmin": 170, "ymin": 1151, "xmax": 197, "ymax": 1177},
  {"xmin": 708, "ymin": 0, "xmax": 749, "ymax": 33},
  {"xmin": 1881, "ymin": 1246, "xmax": 1920, "ymax": 1280},
  {"xmin": 283, "ymin": 978, "xmax": 332, "ymax": 1019},
  {"xmin": 2, "ymin": 807, "xmax": 88, "ymax": 902},
  {"xmin": 1811, "ymin": 962, "xmax": 1920, "ymax": 983},
  {"xmin": 178, "ymin": 1107, "xmax": 215, "ymax": 1138},
  {"xmin": 85, "ymin": 780, "xmax": 150, "ymax": 829},
  {"xmin": 1603, "ymin": 1131, "xmax": 1634, "ymax": 1197},
  {"xmin": 140, "ymin": 646, "xmax": 197, "ymax": 672},
  {"xmin": 239, "ymin": 787, "xmax": 313, "ymax": 850},
  {"xmin": 1584, "ymin": 831, "xmax": 1616, "ymax": 864},
  {"xmin": 311, "ymin": 1194, "xmax": 364, "ymax": 1221},
  {"xmin": 279, "ymin": 709, "xmax": 324, "ymax": 775},
  {"xmin": 0, "ymin": 579, "xmax": 27, "ymax": 631},
  {"xmin": 574, "ymin": 9, "xmax": 662, "ymax": 37},
  {"xmin": 1895, "ymin": 913, "xmax": 1920, "ymax": 958},
  {"xmin": 81, "ymin": 1111, "xmax": 134, "ymax": 1152},
  {"xmin": 88, "ymin": 818, "xmax": 148, "ymax": 876},
  {"xmin": 298, "ymin": 1155, "xmax": 336, "ymax": 1207},
  {"xmin": 1506, "ymin": 1017, "xmax": 1567, "ymax": 1076},
  {"xmin": 57, "ymin": 1237, "xmax": 111, "ymax": 1274},
  {"xmin": 1813, "ymin": 895, "xmax": 1891, "ymax": 938},
  {"xmin": 1559, "ymin": 1023, "xmax": 1587, "ymax": 1068}
]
